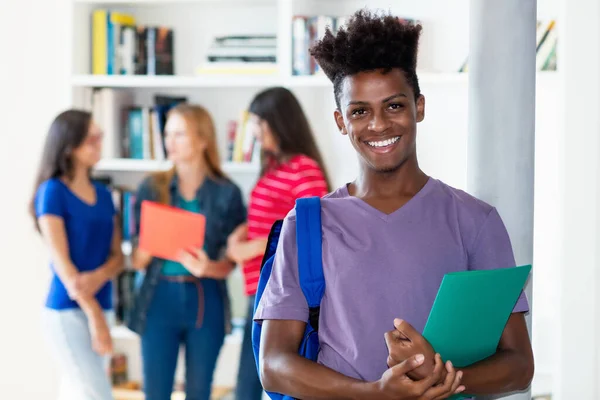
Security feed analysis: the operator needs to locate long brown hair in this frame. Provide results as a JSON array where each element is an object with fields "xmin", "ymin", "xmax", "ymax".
[
  {"xmin": 29, "ymin": 110, "xmax": 92, "ymax": 231},
  {"xmin": 248, "ymin": 87, "xmax": 332, "ymax": 191},
  {"xmin": 152, "ymin": 103, "xmax": 226, "ymax": 204}
]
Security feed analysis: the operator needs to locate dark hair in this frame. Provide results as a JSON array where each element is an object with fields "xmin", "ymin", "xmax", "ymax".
[
  {"xmin": 249, "ymin": 87, "xmax": 332, "ymax": 191},
  {"xmin": 29, "ymin": 109, "xmax": 92, "ymax": 230},
  {"xmin": 310, "ymin": 9, "xmax": 423, "ymax": 109}
]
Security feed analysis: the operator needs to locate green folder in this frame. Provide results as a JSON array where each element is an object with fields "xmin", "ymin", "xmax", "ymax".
[{"xmin": 422, "ymin": 265, "xmax": 531, "ymax": 399}]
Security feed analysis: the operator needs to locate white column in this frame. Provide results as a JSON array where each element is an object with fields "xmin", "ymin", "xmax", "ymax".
[
  {"xmin": 554, "ymin": 0, "xmax": 600, "ymax": 398},
  {"xmin": 467, "ymin": 1, "xmax": 536, "ymax": 399}
]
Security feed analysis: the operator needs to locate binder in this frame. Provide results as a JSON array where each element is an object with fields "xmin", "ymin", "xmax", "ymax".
[
  {"xmin": 422, "ymin": 265, "xmax": 531, "ymax": 399},
  {"xmin": 138, "ymin": 200, "xmax": 206, "ymax": 261}
]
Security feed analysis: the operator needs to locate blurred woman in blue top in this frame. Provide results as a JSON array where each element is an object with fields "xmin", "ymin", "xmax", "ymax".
[
  {"xmin": 129, "ymin": 104, "xmax": 246, "ymax": 400},
  {"xmin": 30, "ymin": 109, "xmax": 124, "ymax": 400}
]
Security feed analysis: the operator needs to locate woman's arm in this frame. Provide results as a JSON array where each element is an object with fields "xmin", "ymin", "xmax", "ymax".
[
  {"xmin": 98, "ymin": 217, "xmax": 124, "ymax": 278},
  {"xmin": 131, "ymin": 248, "xmax": 153, "ymax": 270},
  {"xmin": 38, "ymin": 215, "xmax": 112, "ymax": 354},
  {"xmin": 73, "ymin": 217, "xmax": 124, "ymax": 297},
  {"xmin": 227, "ymin": 237, "xmax": 268, "ymax": 265}
]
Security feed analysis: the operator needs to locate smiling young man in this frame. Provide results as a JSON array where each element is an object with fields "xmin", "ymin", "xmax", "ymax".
[{"xmin": 254, "ymin": 9, "xmax": 534, "ymax": 400}]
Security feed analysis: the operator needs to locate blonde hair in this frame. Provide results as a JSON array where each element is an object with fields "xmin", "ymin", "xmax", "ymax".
[{"xmin": 152, "ymin": 103, "xmax": 226, "ymax": 204}]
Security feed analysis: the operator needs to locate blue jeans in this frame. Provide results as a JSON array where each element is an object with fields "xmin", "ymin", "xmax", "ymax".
[
  {"xmin": 141, "ymin": 278, "xmax": 225, "ymax": 400},
  {"xmin": 42, "ymin": 308, "xmax": 114, "ymax": 400},
  {"xmin": 235, "ymin": 295, "xmax": 264, "ymax": 400}
]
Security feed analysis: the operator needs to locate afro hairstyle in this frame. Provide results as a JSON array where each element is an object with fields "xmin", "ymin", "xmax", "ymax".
[{"xmin": 309, "ymin": 9, "xmax": 423, "ymax": 109}]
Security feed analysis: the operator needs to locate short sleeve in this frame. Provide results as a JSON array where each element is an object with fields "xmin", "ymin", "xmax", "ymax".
[
  {"xmin": 468, "ymin": 208, "xmax": 530, "ymax": 313},
  {"xmin": 254, "ymin": 211, "xmax": 309, "ymax": 323},
  {"xmin": 224, "ymin": 184, "xmax": 247, "ymax": 236},
  {"xmin": 291, "ymin": 161, "xmax": 329, "ymax": 199},
  {"xmin": 35, "ymin": 180, "xmax": 65, "ymax": 219}
]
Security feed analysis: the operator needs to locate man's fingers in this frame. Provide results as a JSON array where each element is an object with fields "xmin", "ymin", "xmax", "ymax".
[
  {"xmin": 449, "ymin": 371, "xmax": 463, "ymax": 395},
  {"xmin": 390, "ymin": 353, "xmax": 425, "ymax": 375},
  {"xmin": 393, "ymin": 318, "xmax": 417, "ymax": 341},
  {"xmin": 413, "ymin": 353, "xmax": 444, "ymax": 394},
  {"xmin": 429, "ymin": 361, "xmax": 461, "ymax": 400}
]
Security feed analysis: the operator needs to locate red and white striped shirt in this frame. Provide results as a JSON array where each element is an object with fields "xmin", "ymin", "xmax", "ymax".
[{"xmin": 244, "ymin": 154, "xmax": 329, "ymax": 295}]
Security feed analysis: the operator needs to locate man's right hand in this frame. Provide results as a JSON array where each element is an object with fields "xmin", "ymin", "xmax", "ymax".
[{"xmin": 373, "ymin": 353, "xmax": 465, "ymax": 400}]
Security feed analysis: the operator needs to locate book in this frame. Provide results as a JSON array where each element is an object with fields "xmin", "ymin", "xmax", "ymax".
[
  {"xmin": 422, "ymin": 265, "xmax": 531, "ymax": 399},
  {"xmin": 138, "ymin": 200, "xmax": 206, "ymax": 261}
]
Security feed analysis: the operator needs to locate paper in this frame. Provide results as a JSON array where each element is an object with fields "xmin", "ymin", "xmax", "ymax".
[
  {"xmin": 423, "ymin": 265, "xmax": 531, "ymax": 367},
  {"xmin": 138, "ymin": 200, "xmax": 206, "ymax": 261},
  {"xmin": 422, "ymin": 265, "xmax": 531, "ymax": 399}
]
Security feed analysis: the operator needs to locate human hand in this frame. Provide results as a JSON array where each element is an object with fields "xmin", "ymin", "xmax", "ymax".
[
  {"xmin": 179, "ymin": 248, "xmax": 211, "ymax": 278},
  {"xmin": 374, "ymin": 353, "xmax": 463, "ymax": 399},
  {"xmin": 88, "ymin": 312, "xmax": 113, "ymax": 356},
  {"xmin": 421, "ymin": 355, "xmax": 465, "ymax": 400},
  {"xmin": 70, "ymin": 269, "xmax": 107, "ymax": 299},
  {"xmin": 385, "ymin": 318, "xmax": 438, "ymax": 381},
  {"xmin": 227, "ymin": 223, "xmax": 248, "ymax": 246}
]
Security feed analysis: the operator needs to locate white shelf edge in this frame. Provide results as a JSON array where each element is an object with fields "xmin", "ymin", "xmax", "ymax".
[
  {"xmin": 71, "ymin": 74, "xmax": 284, "ymax": 88},
  {"xmin": 95, "ymin": 158, "xmax": 172, "ymax": 172},
  {"xmin": 94, "ymin": 158, "xmax": 259, "ymax": 174},
  {"xmin": 75, "ymin": 0, "xmax": 273, "ymax": 4},
  {"xmin": 70, "ymin": 72, "xmax": 491, "ymax": 89}
]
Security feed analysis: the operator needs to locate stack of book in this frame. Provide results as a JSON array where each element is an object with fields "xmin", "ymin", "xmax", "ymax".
[
  {"xmin": 92, "ymin": 9, "xmax": 174, "ymax": 75},
  {"xmin": 226, "ymin": 111, "xmax": 260, "ymax": 164},
  {"xmin": 197, "ymin": 35, "xmax": 277, "ymax": 75},
  {"xmin": 82, "ymin": 88, "xmax": 185, "ymax": 161}
]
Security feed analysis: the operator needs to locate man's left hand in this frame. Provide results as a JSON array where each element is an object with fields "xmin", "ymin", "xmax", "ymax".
[{"xmin": 384, "ymin": 318, "xmax": 441, "ymax": 382}]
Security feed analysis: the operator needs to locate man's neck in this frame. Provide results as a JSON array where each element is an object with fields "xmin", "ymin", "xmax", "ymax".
[{"xmin": 353, "ymin": 157, "xmax": 428, "ymax": 200}]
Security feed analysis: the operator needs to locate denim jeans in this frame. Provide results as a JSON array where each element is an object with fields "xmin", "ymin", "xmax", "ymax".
[
  {"xmin": 141, "ymin": 278, "xmax": 225, "ymax": 400},
  {"xmin": 235, "ymin": 295, "xmax": 264, "ymax": 400},
  {"xmin": 42, "ymin": 308, "xmax": 114, "ymax": 400}
]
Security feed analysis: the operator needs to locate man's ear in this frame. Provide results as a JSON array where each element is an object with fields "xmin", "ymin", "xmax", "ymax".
[
  {"xmin": 334, "ymin": 109, "xmax": 347, "ymax": 135},
  {"xmin": 416, "ymin": 95, "xmax": 425, "ymax": 123}
]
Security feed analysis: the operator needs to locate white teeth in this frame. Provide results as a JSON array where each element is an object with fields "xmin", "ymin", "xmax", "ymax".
[{"xmin": 367, "ymin": 137, "xmax": 400, "ymax": 148}]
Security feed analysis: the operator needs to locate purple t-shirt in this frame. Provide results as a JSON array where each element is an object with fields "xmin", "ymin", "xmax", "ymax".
[{"xmin": 255, "ymin": 177, "xmax": 529, "ymax": 382}]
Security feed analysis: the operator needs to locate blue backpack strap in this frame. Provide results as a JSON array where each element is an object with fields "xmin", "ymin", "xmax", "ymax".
[{"xmin": 295, "ymin": 197, "xmax": 324, "ymax": 330}]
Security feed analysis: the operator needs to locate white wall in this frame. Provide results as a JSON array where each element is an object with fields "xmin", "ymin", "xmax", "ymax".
[{"xmin": 0, "ymin": 0, "xmax": 69, "ymax": 397}]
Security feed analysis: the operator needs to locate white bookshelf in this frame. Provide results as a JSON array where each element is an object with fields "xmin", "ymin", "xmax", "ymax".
[
  {"xmin": 72, "ymin": 72, "xmax": 476, "ymax": 88},
  {"xmin": 95, "ymin": 158, "xmax": 259, "ymax": 173},
  {"xmin": 67, "ymin": 0, "xmax": 560, "ymax": 397}
]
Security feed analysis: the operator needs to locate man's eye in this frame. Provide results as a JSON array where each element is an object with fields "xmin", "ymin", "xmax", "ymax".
[
  {"xmin": 388, "ymin": 103, "xmax": 404, "ymax": 110},
  {"xmin": 352, "ymin": 108, "xmax": 366, "ymax": 116}
]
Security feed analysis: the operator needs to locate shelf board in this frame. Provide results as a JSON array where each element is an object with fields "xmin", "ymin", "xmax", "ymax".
[
  {"xmin": 95, "ymin": 158, "xmax": 259, "ymax": 174},
  {"xmin": 70, "ymin": 72, "xmax": 478, "ymax": 89},
  {"xmin": 76, "ymin": 0, "xmax": 272, "ymax": 4},
  {"xmin": 71, "ymin": 74, "xmax": 283, "ymax": 88},
  {"xmin": 95, "ymin": 158, "xmax": 172, "ymax": 172}
]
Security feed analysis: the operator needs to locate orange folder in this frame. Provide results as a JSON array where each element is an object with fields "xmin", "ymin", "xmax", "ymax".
[{"xmin": 138, "ymin": 200, "xmax": 206, "ymax": 262}]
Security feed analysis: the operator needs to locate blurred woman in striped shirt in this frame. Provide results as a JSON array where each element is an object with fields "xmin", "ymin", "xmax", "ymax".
[{"xmin": 227, "ymin": 87, "xmax": 331, "ymax": 400}]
